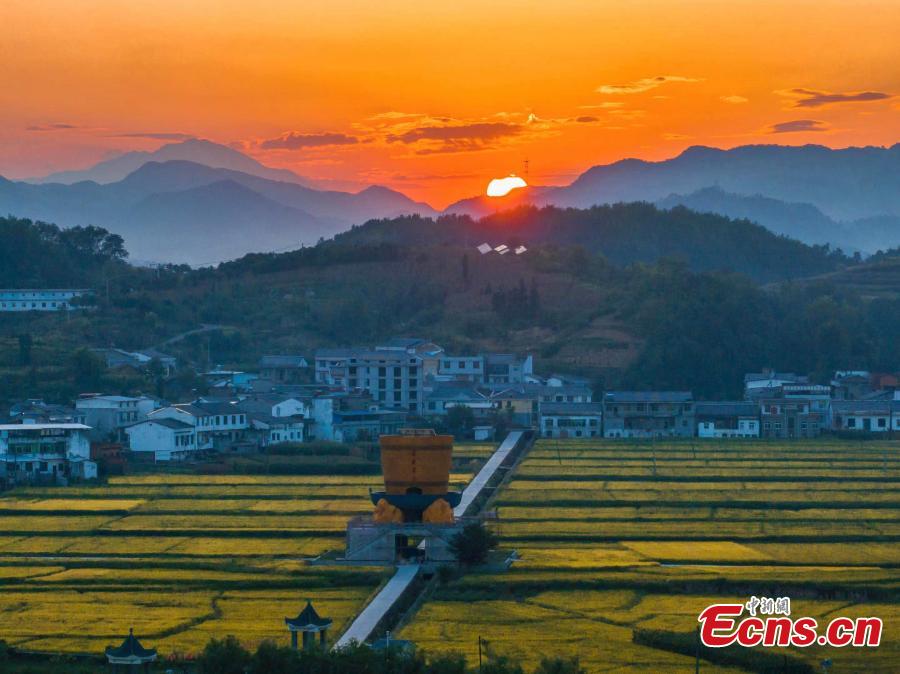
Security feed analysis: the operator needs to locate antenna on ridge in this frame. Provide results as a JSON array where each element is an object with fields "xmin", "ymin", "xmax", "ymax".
[{"xmin": 523, "ymin": 157, "xmax": 530, "ymax": 180}]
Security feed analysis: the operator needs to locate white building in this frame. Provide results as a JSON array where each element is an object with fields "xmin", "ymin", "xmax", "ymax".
[
  {"xmin": 539, "ymin": 402, "xmax": 603, "ymax": 438},
  {"xmin": 147, "ymin": 402, "xmax": 248, "ymax": 450},
  {"xmin": 695, "ymin": 402, "xmax": 760, "ymax": 438},
  {"xmin": 0, "ymin": 423, "xmax": 96, "ymax": 481},
  {"xmin": 75, "ymin": 395, "xmax": 159, "ymax": 441},
  {"xmin": 315, "ymin": 348, "xmax": 426, "ymax": 413},
  {"xmin": 125, "ymin": 418, "xmax": 198, "ymax": 461},
  {"xmin": 0, "ymin": 289, "xmax": 92, "ymax": 312}
]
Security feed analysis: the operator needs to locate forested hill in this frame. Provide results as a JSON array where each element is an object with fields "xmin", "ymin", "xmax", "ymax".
[
  {"xmin": 0, "ymin": 216, "xmax": 129, "ymax": 288},
  {"xmin": 334, "ymin": 204, "xmax": 849, "ymax": 283}
]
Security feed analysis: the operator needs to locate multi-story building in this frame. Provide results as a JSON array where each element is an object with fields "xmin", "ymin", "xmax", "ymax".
[
  {"xmin": 539, "ymin": 402, "xmax": 603, "ymax": 438},
  {"xmin": 125, "ymin": 418, "xmax": 198, "ymax": 462},
  {"xmin": 75, "ymin": 395, "xmax": 159, "ymax": 441},
  {"xmin": 0, "ymin": 423, "xmax": 96, "ymax": 482},
  {"xmin": 758, "ymin": 384, "xmax": 831, "ymax": 438},
  {"xmin": 315, "ymin": 348, "xmax": 425, "ymax": 414},
  {"xmin": 696, "ymin": 402, "xmax": 760, "ymax": 438},
  {"xmin": 602, "ymin": 391, "xmax": 695, "ymax": 438},
  {"xmin": 484, "ymin": 353, "xmax": 533, "ymax": 384},
  {"xmin": 0, "ymin": 289, "xmax": 92, "ymax": 312},
  {"xmin": 436, "ymin": 355, "xmax": 485, "ymax": 382},
  {"xmin": 146, "ymin": 402, "xmax": 248, "ymax": 450}
]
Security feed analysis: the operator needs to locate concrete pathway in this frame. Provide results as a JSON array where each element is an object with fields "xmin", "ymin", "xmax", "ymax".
[
  {"xmin": 334, "ymin": 564, "xmax": 420, "ymax": 648},
  {"xmin": 454, "ymin": 430, "xmax": 523, "ymax": 518}
]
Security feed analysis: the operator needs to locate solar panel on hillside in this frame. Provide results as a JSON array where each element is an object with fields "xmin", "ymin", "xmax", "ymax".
[
  {"xmin": 515, "ymin": 245, "xmax": 527, "ymax": 255},
  {"xmin": 477, "ymin": 243, "xmax": 492, "ymax": 254},
  {"xmin": 494, "ymin": 244, "xmax": 509, "ymax": 253},
  {"xmin": 498, "ymin": 248, "xmax": 510, "ymax": 255}
]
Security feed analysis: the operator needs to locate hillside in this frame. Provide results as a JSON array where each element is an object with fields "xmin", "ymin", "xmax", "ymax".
[
  {"xmin": 336, "ymin": 203, "xmax": 847, "ymax": 283},
  {"xmin": 3, "ymin": 215, "xmax": 898, "ymax": 403}
]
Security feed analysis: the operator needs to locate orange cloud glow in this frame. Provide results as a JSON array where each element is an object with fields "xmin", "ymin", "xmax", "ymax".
[{"xmin": 1, "ymin": 0, "xmax": 899, "ymax": 206}]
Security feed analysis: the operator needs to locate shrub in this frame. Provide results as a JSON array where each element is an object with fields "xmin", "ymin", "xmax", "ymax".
[{"xmin": 449, "ymin": 523, "xmax": 498, "ymax": 567}]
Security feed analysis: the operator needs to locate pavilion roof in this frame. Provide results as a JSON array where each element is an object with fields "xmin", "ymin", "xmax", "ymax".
[
  {"xmin": 105, "ymin": 628, "xmax": 157, "ymax": 662},
  {"xmin": 285, "ymin": 600, "xmax": 333, "ymax": 630}
]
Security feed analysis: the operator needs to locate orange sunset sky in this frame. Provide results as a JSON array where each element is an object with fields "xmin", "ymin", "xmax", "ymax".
[{"xmin": 2, "ymin": 0, "xmax": 899, "ymax": 207}]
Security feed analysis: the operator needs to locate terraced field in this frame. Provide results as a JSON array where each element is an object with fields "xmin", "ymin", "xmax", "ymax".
[
  {"xmin": 400, "ymin": 439, "xmax": 900, "ymax": 672},
  {"xmin": 0, "ymin": 471, "xmax": 469, "ymax": 656}
]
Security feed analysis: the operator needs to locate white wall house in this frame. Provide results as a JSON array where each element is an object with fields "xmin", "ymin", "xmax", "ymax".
[
  {"xmin": 125, "ymin": 418, "xmax": 198, "ymax": 461},
  {"xmin": 696, "ymin": 402, "xmax": 760, "ymax": 438},
  {"xmin": 147, "ymin": 403, "xmax": 248, "ymax": 450},
  {"xmin": 0, "ymin": 289, "xmax": 92, "ymax": 312},
  {"xmin": 0, "ymin": 423, "xmax": 95, "ymax": 481}
]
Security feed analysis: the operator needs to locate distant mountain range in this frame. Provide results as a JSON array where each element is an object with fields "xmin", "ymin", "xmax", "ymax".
[
  {"xmin": 0, "ymin": 154, "xmax": 437, "ymax": 263},
  {"xmin": 28, "ymin": 138, "xmax": 311, "ymax": 186},
  {"xmin": 3, "ymin": 139, "xmax": 900, "ymax": 262},
  {"xmin": 446, "ymin": 144, "xmax": 900, "ymax": 254}
]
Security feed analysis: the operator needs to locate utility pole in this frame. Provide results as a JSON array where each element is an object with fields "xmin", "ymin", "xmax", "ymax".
[
  {"xmin": 695, "ymin": 625, "xmax": 701, "ymax": 673},
  {"xmin": 478, "ymin": 635, "xmax": 483, "ymax": 672}
]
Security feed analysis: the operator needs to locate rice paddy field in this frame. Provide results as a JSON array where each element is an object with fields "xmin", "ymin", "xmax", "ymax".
[
  {"xmin": 400, "ymin": 439, "xmax": 900, "ymax": 672},
  {"xmin": 0, "ymin": 471, "xmax": 469, "ymax": 656}
]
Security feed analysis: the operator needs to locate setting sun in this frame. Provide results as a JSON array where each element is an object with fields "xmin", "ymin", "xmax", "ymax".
[{"xmin": 486, "ymin": 175, "xmax": 528, "ymax": 198}]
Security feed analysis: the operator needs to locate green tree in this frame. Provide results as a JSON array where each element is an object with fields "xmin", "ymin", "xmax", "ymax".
[
  {"xmin": 482, "ymin": 655, "xmax": 524, "ymax": 674},
  {"xmin": 70, "ymin": 348, "xmax": 105, "ymax": 390},
  {"xmin": 449, "ymin": 522, "xmax": 498, "ymax": 567},
  {"xmin": 427, "ymin": 651, "xmax": 467, "ymax": 674},
  {"xmin": 197, "ymin": 635, "xmax": 252, "ymax": 674},
  {"xmin": 18, "ymin": 334, "xmax": 32, "ymax": 366},
  {"xmin": 248, "ymin": 640, "xmax": 297, "ymax": 674},
  {"xmin": 533, "ymin": 656, "xmax": 587, "ymax": 674},
  {"xmin": 445, "ymin": 405, "xmax": 475, "ymax": 439}
]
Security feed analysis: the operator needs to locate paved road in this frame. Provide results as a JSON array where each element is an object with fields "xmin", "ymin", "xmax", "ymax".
[
  {"xmin": 158, "ymin": 323, "xmax": 228, "ymax": 347},
  {"xmin": 454, "ymin": 430, "xmax": 523, "ymax": 518},
  {"xmin": 334, "ymin": 564, "xmax": 420, "ymax": 648}
]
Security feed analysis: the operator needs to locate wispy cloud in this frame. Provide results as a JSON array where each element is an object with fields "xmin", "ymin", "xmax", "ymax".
[
  {"xmin": 386, "ymin": 122, "xmax": 523, "ymax": 155},
  {"xmin": 26, "ymin": 123, "xmax": 81, "ymax": 132},
  {"xmin": 577, "ymin": 102, "xmax": 625, "ymax": 109},
  {"xmin": 596, "ymin": 75, "xmax": 701, "ymax": 95},
  {"xmin": 259, "ymin": 132, "xmax": 361, "ymax": 150},
  {"xmin": 767, "ymin": 119, "xmax": 830, "ymax": 134},
  {"xmin": 574, "ymin": 116, "xmax": 600, "ymax": 123},
  {"xmin": 779, "ymin": 88, "xmax": 893, "ymax": 108},
  {"xmin": 720, "ymin": 95, "xmax": 749, "ymax": 104},
  {"xmin": 110, "ymin": 132, "xmax": 196, "ymax": 140}
]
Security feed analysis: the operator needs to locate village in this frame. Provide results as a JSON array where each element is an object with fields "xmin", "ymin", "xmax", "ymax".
[{"xmin": 2, "ymin": 335, "xmax": 899, "ymax": 485}]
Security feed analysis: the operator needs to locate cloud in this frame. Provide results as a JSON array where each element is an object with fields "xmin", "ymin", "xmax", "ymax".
[
  {"xmin": 720, "ymin": 95, "xmax": 749, "ymax": 104},
  {"xmin": 26, "ymin": 123, "xmax": 80, "ymax": 131},
  {"xmin": 386, "ymin": 122, "xmax": 523, "ymax": 154},
  {"xmin": 597, "ymin": 75, "xmax": 701, "ymax": 95},
  {"xmin": 259, "ymin": 132, "xmax": 360, "ymax": 150},
  {"xmin": 663, "ymin": 132, "xmax": 692, "ymax": 140},
  {"xmin": 780, "ymin": 88, "xmax": 893, "ymax": 108},
  {"xmin": 574, "ymin": 116, "xmax": 600, "ymax": 123},
  {"xmin": 578, "ymin": 102, "xmax": 625, "ymax": 109},
  {"xmin": 111, "ymin": 132, "xmax": 196, "ymax": 140},
  {"xmin": 767, "ymin": 119, "xmax": 830, "ymax": 134}
]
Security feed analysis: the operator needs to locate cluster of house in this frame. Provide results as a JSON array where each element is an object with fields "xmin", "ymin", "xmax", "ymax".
[{"xmin": 2, "ymin": 335, "xmax": 899, "ymax": 484}]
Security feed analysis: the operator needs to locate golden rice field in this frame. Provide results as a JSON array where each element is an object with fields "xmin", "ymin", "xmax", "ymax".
[
  {"xmin": 400, "ymin": 438, "xmax": 900, "ymax": 672},
  {"xmin": 0, "ymin": 471, "xmax": 470, "ymax": 655}
]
